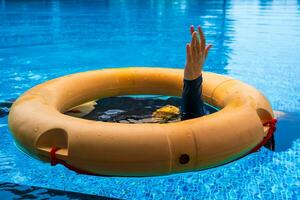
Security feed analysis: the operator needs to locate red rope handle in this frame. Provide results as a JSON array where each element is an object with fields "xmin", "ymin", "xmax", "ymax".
[
  {"xmin": 50, "ymin": 146, "xmax": 60, "ymax": 166},
  {"xmin": 50, "ymin": 147, "xmax": 96, "ymax": 175},
  {"xmin": 249, "ymin": 118, "xmax": 277, "ymax": 153}
]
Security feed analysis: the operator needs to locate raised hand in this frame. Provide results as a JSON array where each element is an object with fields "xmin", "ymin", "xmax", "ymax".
[{"xmin": 184, "ymin": 25, "xmax": 212, "ymax": 80}]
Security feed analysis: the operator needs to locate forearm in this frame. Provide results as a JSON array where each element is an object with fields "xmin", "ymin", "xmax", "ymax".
[{"xmin": 180, "ymin": 75, "xmax": 205, "ymax": 120}]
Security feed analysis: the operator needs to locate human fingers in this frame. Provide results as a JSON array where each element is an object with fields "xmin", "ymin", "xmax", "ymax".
[
  {"xmin": 190, "ymin": 25, "xmax": 195, "ymax": 35},
  {"xmin": 191, "ymin": 31, "xmax": 199, "ymax": 58},
  {"xmin": 205, "ymin": 44, "xmax": 212, "ymax": 58},
  {"xmin": 186, "ymin": 43, "xmax": 192, "ymax": 63},
  {"xmin": 194, "ymin": 31, "xmax": 201, "ymax": 57},
  {"xmin": 197, "ymin": 26, "xmax": 206, "ymax": 52}
]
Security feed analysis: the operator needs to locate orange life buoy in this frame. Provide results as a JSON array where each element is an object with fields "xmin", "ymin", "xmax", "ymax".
[{"xmin": 8, "ymin": 67, "xmax": 275, "ymax": 176}]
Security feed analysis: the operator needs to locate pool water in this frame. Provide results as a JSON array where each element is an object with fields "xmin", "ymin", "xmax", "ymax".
[{"xmin": 0, "ymin": 0, "xmax": 299, "ymax": 199}]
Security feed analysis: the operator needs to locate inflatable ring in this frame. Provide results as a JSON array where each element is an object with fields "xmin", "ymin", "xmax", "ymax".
[{"xmin": 8, "ymin": 67, "xmax": 275, "ymax": 176}]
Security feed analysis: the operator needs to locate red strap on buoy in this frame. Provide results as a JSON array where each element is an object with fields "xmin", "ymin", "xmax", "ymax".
[
  {"xmin": 249, "ymin": 118, "xmax": 277, "ymax": 153},
  {"xmin": 50, "ymin": 147, "xmax": 96, "ymax": 175},
  {"xmin": 50, "ymin": 146, "xmax": 60, "ymax": 166}
]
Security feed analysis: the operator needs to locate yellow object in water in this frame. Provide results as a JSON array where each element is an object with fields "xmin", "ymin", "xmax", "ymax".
[{"xmin": 152, "ymin": 105, "xmax": 180, "ymax": 122}]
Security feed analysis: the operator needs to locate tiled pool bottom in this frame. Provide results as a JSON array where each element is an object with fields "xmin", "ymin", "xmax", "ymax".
[{"xmin": 0, "ymin": 117, "xmax": 298, "ymax": 199}]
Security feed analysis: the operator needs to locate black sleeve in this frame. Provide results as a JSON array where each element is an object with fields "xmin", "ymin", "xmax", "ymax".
[{"xmin": 180, "ymin": 75, "xmax": 205, "ymax": 120}]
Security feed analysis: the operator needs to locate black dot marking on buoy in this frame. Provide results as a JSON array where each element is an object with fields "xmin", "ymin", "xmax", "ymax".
[{"xmin": 179, "ymin": 154, "xmax": 190, "ymax": 164}]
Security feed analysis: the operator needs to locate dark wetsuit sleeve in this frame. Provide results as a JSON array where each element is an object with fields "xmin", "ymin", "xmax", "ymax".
[{"xmin": 181, "ymin": 75, "xmax": 205, "ymax": 120}]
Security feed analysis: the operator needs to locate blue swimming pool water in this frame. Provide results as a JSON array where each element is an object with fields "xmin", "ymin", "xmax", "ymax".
[{"xmin": 0, "ymin": 0, "xmax": 299, "ymax": 199}]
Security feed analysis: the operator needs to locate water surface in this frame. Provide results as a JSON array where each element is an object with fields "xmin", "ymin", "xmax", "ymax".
[{"xmin": 0, "ymin": 0, "xmax": 299, "ymax": 199}]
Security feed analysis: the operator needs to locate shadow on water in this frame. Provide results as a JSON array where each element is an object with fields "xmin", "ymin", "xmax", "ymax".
[
  {"xmin": 80, "ymin": 96, "xmax": 217, "ymax": 123},
  {"xmin": 0, "ymin": 182, "xmax": 116, "ymax": 200}
]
